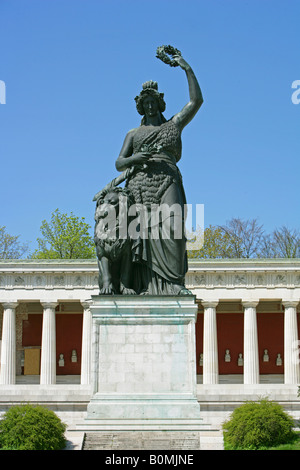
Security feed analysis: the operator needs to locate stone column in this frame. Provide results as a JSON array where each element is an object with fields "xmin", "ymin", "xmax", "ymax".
[
  {"xmin": 202, "ymin": 301, "xmax": 219, "ymax": 384},
  {"xmin": 283, "ymin": 301, "xmax": 300, "ymax": 384},
  {"xmin": 0, "ymin": 302, "xmax": 18, "ymax": 385},
  {"xmin": 80, "ymin": 300, "xmax": 92, "ymax": 385},
  {"xmin": 243, "ymin": 301, "xmax": 259, "ymax": 384},
  {"xmin": 40, "ymin": 301, "xmax": 57, "ymax": 385}
]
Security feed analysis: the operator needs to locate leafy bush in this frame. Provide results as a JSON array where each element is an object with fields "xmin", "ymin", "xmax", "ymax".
[
  {"xmin": 0, "ymin": 404, "xmax": 66, "ymax": 450},
  {"xmin": 222, "ymin": 398, "xmax": 297, "ymax": 450}
]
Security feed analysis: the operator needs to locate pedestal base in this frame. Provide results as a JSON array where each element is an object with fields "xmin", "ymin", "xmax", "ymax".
[{"xmin": 84, "ymin": 296, "xmax": 203, "ymax": 431}]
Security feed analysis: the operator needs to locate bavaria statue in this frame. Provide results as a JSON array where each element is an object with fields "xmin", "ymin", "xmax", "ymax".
[{"xmin": 93, "ymin": 45, "xmax": 203, "ymax": 296}]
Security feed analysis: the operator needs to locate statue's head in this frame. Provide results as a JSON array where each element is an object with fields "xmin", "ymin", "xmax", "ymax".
[{"xmin": 134, "ymin": 81, "xmax": 166, "ymax": 122}]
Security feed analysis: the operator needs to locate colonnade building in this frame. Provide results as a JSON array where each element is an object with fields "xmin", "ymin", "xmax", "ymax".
[{"xmin": 1, "ymin": 258, "xmax": 300, "ymax": 428}]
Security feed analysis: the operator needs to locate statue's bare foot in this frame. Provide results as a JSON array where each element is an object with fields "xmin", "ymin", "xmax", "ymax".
[
  {"xmin": 140, "ymin": 289, "xmax": 149, "ymax": 295},
  {"xmin": 120, "ymin": 283, "xmax": 136, "ymax": 295}
]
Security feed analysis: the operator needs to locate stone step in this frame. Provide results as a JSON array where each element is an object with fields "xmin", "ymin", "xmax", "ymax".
[{"xmin": 82, "ymin": 430, "xmax": 224, "ymax": 450}]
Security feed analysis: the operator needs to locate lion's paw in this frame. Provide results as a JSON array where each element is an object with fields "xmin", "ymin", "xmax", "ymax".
[{"xmin": 99, "ymin": 284, "xmax": 115, "ymax": 295}]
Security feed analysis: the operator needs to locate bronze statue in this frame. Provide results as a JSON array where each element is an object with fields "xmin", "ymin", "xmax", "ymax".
[
  {"xmin": 94, "ymin": 187, "xmax": 136, "ymax": 295},
  {"xmin": 94, "ymin": 46, "xmax": 203, "ymax": 295}
]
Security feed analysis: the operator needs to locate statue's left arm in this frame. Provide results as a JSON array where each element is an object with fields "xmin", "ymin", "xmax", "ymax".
[{"xmin": 172, "ymin": 56, "xmax": 203, "ymax": 131}]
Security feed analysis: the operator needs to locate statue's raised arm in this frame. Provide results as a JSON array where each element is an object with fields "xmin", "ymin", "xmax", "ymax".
[{"xmin": 156, "ymin": 45, "xmax": 203, "ymax": 131}]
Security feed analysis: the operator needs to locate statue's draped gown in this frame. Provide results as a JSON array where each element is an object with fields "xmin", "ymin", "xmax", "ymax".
[{"xmin": 126, "ymin": 118, "xmax": 188, "ymax": 295}]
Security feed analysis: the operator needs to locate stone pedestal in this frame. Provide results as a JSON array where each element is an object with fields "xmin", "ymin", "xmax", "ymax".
[{"xmin": 84, "ymin": 295, "xmax": 203, "ymax": 430}]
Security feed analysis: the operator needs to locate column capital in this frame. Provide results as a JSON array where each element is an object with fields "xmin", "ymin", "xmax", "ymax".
[
  {"xmin": 201, "ymin": 300, "xmax": 219, "ymax": 308},
  {"xmin": 2, "ymin": 301, "xmax": 19, "ymax": 310},
  {"xmin": 282, "ymin": 300, "xmax": 299, "ymax": 308},
  {"xmin": 1, "ymin": 301, "xmax": 19, "ymax": 310},
  {"xmin": 81, "ymin": 299, "xmax": 92, "ymax": 309},
  {"xmin": 41, "ymin": 301, "xmax": 58, "ymax": 310},
  {"xmin": 242, "ymin": 300, "xmax": 259, "ymax": 308}
]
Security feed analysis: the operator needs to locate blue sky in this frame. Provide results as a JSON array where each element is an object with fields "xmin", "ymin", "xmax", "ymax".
[{"xmin": 0, "ymin": 0, "xmax": 299, "ymax": 254}]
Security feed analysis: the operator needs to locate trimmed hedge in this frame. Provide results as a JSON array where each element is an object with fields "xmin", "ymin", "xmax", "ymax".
[
  {"xmin": 0, "ymin": 404, "xmax": 66, "ymax": 450},
  {"xmin": 222, "ymin": 398, "xmax": 297, "ymax": 450}
]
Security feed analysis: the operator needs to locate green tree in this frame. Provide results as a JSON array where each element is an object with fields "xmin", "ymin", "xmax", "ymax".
[
  {"xmin": 188, "ymin": 218, "xmax": 267, "ymax": 259},
  {"xmin": 31, "ymin": 209, "xmax": 96, "ymax": 259},
  {"xmin": 0, "ymin": 226, "xmax": 28, "ymax": 259},
  {"xmin": 271, "ymin": 226, "xmax": 300, "ymax": 258},
  {"xmin": 222, "ymin": 399, "xmax": 297, "ymax": 450},
  {"xmin": 188, "ymin": 225, "xmax": 234, "ymax": 259},
  {"xmin": 220, "ymin": 217, "xmax": 264, "ymax": 258},
  {"xmin": 0, "ymin": 404, "xmax": 66, "ymax": 450}
]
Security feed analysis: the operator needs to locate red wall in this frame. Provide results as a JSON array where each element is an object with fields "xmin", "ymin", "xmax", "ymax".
[
  {"xmin": 257, "ymin": 312, "xmax": 284, "ymax": 374},
  {"xmin": 217, "ymin": 313, "xmax": 244, "ymax": 375},
  {"xmin": 56, "ymin": 313, "xmax": 83, "ymax": 375},
  {"xmin": 195, "ymin": 314, "xmax": 203, "ymax": 375},
  {"xmin": 196, "ymin": 311, "xmax": 285, "ymax": 375},
  {"xmin": 22, "ymin": 313, "xmax": 83, "ymax": 375},
  {"xmin": 23, "ymin": 314, "xmax": 42, "ymax": 347}
]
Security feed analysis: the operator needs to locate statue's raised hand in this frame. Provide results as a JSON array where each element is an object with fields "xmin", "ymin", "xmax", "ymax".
[
  {"xmin": 172, "ymin": 54, "xmax": 190, "ymax": 71},
  {"xmin": 156, "ymin": 45, "xmax": 182, "ymax": 68}
]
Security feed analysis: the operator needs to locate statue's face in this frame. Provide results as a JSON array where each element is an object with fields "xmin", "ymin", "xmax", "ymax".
[{"xmin": 142, "ymin": 95, "xmax": 159, "ymax": 118}]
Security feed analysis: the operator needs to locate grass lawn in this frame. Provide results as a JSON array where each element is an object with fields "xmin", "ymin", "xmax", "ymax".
[{"xmin": 224, "ymin": 431, "xmax": 300, "ymax": 450}]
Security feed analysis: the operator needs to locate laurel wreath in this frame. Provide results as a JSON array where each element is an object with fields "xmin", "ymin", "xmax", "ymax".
[{"xmin": 156, "ymin": 45, "xmax": 182, "ymax": 67}]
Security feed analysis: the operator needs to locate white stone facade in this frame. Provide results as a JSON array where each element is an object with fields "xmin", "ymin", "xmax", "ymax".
[
  {"xmin": 188, "ymin": 258, "xmax": 300, "ymax": 385},
  {"xmin": 0, "ymin": 258, "xmax": 300, "ymax": 430}
]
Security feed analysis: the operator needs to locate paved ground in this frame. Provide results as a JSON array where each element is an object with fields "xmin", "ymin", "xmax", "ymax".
[{"xmin": 64, "ymin": 431, "xmax": 85, "ymax": 450}]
